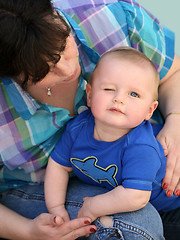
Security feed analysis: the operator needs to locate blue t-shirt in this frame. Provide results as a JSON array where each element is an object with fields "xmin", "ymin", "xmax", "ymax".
[{"xmin": 51, "ymin": 109, "xmax": 180, "ymax": 212}]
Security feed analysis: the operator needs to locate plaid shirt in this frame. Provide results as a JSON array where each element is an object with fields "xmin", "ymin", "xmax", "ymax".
[{"xmin": 0, "ymin": 0, "xmax": 174, "ymax": 190}]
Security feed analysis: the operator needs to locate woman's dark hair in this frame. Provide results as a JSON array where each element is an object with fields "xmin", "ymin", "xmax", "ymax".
[{"xmin": 0, "ymin": 0, "xmax": 70, "ymax": 89}]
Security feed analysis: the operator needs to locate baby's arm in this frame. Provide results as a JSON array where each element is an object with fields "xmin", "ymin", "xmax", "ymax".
[
  {"xmin": 78, "ymin": 185, "xmax": 151, "ymax": 222},
  {"xmin": 44, "ymin": 157, "xmax": 73, "ymax": 222}
]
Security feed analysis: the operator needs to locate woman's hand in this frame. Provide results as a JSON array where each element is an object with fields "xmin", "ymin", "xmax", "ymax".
[
  {"xmin": 156, "ymin": 115, "xmax": 180, "ymax": 197},
  {"xmin": 157, "ymin": 54, "xmax": 180, "ymax": 197},
  {"xmin": 30, "ymin": 213, "xmax": 97, "ymax": 240},
  {"xmin": 0, "ymin": 204, "xmax": 96, "ymax": 240}
]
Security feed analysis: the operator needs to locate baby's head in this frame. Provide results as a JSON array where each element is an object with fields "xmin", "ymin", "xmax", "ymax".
[
  {"xmin": 89, "ymin": 47, "xmax": 159, "ymax": 101},
  {"xmin": 86, "ymin": 47, "xmax": 159, "ymax": 129}
]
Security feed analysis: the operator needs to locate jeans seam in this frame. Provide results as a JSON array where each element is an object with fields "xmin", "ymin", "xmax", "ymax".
[
  {"xmin": 65, "ymin": 200, "xmax": 82, "ymax": 208},
  {"xmin": 3, "ymin": 189, "xmax": 44, "ymax": 201},
  {"xmin": 114, "ymin": 218, "xmax": 154, "ymax": 240}
]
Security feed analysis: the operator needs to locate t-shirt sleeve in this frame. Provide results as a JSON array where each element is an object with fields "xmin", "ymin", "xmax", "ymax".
[
  {"xmin": 50, "ymin": 124, "xmax": 73, "ymax": 167},
  {"xmin": 122, "ymin": 144, "xmax": 161, "ymax": 191},
  {"xmin": 121, "ymin": 1, "xmax": 175, "ymax": 79}
]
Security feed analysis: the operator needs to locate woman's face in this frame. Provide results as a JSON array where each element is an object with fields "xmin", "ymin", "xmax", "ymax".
[{"xmin": 30, "ymin": 34, "xmax": 81, "ymax": 88}]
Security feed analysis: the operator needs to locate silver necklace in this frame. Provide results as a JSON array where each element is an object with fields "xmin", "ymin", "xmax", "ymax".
[{"xmin": 47, "ymin": 87, "xmax": 51, "ymax": 96}]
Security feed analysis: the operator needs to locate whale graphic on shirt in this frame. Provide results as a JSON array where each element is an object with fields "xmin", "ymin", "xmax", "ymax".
[{"xmin": 70, "ymin": 156, "xmax": 118, "ymax": 188}]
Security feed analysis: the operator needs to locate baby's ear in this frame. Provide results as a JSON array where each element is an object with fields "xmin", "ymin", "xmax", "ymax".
[
  {"xmin": 145, "ymin": 100, "xmax": 158, "ymax": 120},
  {"xmin": 86, "ymin": 83, "xmax": 92, "ymax": 107}
]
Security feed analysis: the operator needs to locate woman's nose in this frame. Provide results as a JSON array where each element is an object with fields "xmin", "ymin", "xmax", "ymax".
[{"xmin": 53, "ymin": 56, "xmax": 73, "ymax": 77}]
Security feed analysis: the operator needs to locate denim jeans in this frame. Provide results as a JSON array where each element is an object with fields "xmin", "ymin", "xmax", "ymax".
[{"xmin": 0, "ymin": 177, "xmax": 173, "ymax": 240}]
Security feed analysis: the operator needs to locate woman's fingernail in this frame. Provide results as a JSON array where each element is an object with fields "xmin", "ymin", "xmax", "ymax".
[
  {"xmin": 166, "ymin": 190, "xmax": 173, "ymax": 197},
  {"xmin": 175, "ymin": 190, "xmax": 180, "ymax": 196},
  {"xmin": 84, "ymin": 220, "xmax": 91, "ymax": 225},
  {"xmin": 162, "ymin": 183, "xmax": 168, "ymax": 189},
  {"xmin": 90, "ymin": 228, "xmax": 97, "ymax": 233}
]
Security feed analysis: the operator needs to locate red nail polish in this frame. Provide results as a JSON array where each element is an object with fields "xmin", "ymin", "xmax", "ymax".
[
  {"xmin": 166, "ymin": 190, "xmax": 173, "ymax": 197},
  {"xmin": 90, "ymin": 228, "xmax": 97, "ymax": 233},
  {"xmin": 84, "ymin": 220, "xmax": 91, "ymax": 225},
  {"xmin": 175, "ymin": 190, "xmax": 180, "ymax": 197},
  {"xmin": 162, "ymin": 183, "xmax": 168, "ymax": 189}
]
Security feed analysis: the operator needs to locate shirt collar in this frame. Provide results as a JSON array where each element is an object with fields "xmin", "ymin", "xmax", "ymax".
[
  {"xmin": 2, "ymin": 78, "xmax": 40, "ymax": 120},
  {"xmin": 56, "ymin": 9, "xmax": 100, "ymax": 73}
]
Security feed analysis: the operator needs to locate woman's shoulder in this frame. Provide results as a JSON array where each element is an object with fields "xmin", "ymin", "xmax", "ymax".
[{"xmin": 66, "ymin": 108, "xmax": 92, "ymax": 131}]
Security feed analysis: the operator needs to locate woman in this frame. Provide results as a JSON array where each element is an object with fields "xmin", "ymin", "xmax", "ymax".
[{"xmin": 0, "ymin": 0, "xmax": 179, "ymax": 239}]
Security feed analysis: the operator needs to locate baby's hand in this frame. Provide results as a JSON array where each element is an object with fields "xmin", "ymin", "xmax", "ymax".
[
  {"xmin": 78, "ymin": 197, "xmax": 97, "ymax": 222},
  {"xmin": 50, "ymin": 205, "xmax": 70, "ymax": 223}
]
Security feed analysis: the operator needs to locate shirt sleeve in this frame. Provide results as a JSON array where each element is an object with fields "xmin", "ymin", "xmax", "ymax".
[
  {"xmin": 120, "ymin": 1, "xmax": 175, "ymax": 79},
  {"xmin": 122, "ymin": 144, "xmax": 162, "ymax": 191}
]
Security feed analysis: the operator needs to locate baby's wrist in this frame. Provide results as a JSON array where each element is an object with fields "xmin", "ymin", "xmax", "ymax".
[{"xmin": 49, "ymin": 204, "xmax": 65, "ymax": 215}]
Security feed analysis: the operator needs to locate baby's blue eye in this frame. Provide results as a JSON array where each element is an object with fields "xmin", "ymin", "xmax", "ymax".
[{"xmin": 130, "ymin": 92, "xmax": 139, "ymax": 98}]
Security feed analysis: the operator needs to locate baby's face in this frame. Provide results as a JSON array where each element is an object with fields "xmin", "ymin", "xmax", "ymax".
[{"xmin": 87, "ymin": 56, "xmax": 158, "ymax": 131}]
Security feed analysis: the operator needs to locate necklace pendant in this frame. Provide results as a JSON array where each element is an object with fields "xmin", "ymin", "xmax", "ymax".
[{"xmin": 47, "ymin": 87, "xmax": 51, "ymax": 96}]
